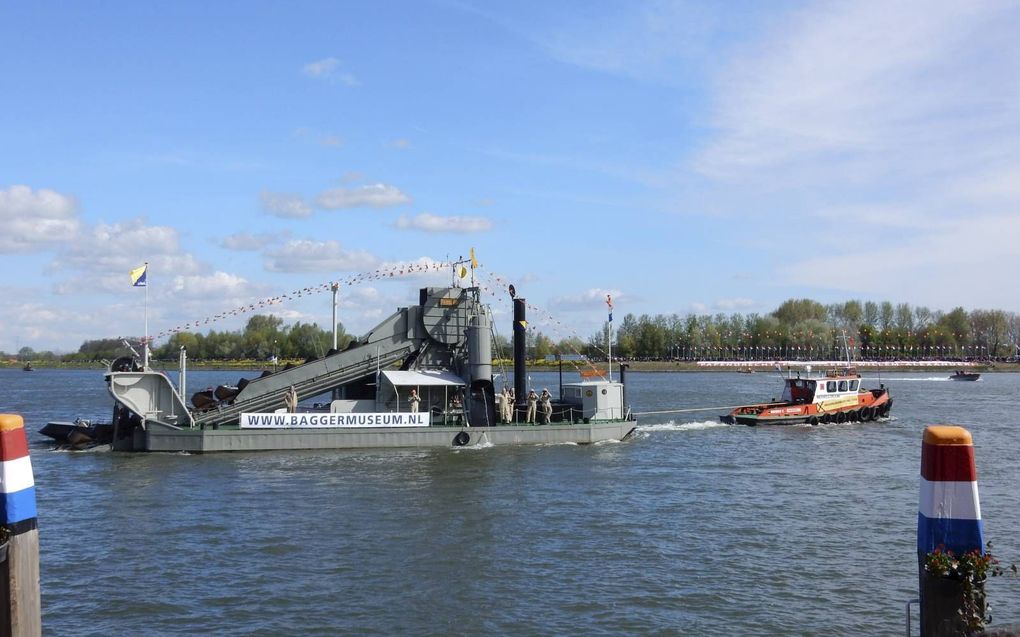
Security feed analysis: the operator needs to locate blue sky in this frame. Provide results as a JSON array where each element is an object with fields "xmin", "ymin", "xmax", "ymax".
[{"xmin": 3, "ymin": 0, "xmax": 1020, "ymax": 353}]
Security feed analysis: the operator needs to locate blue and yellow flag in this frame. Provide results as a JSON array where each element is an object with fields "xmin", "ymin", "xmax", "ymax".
[{"xmin": 130, "ymin": 263, "xmax": 148, "ymax": 287}]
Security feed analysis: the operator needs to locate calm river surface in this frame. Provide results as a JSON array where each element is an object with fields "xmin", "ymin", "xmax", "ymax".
[{"xmin": 5, "ymin": 368, "xmax": 1020, "ymax": 635}]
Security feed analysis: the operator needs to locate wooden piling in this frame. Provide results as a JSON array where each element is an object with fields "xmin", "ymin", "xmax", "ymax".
[{"xmin": 0, "ymin": 414, "xmax": 41, "ymax": 637}]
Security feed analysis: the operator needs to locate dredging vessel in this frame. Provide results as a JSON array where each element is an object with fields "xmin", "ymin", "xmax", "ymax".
[{"xmin": 78, "ymin": 284, "xmax": 636, "ymax": 452}]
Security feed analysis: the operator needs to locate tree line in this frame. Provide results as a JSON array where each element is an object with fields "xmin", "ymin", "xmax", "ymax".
[
  {"xmin": 5, "ymin": 298, "xmax": 1020, "ymax": 364},
  {"xmin": 581, "ymin": 299, "xmax": 1020, "ymax": 361},
  {"xmin": 6, "ymin": 315, "xmax": 353, "ymax": 364}
]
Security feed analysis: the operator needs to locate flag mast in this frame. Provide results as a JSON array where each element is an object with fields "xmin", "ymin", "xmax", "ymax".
[
  {"xmin": 606, "ymin": 294, "xmax": 613, "ymax": 382},
  {"xmin": 131, "ymin": 262, "xmax": 150, "ymax": 369},
  {"xmin": 143, "ymin": 262, "xmax": 149, "ymax": 369}
]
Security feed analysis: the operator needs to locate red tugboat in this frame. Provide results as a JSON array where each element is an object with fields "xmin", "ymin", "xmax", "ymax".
[{"xmin": 720, "ymin": 365, "xmax": 892, "ymax": 426}]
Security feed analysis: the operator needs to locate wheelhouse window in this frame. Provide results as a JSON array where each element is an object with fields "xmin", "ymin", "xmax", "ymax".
[
  {"xmin": 838, "ymin": 380, "xmax": 848, "ymax": 391},
  {"xmin": 827, "ymin": 381, "xmax": 836, "ymax": 392},
  {"xmin": 850, "ymin": 380, "xmax": 859, "ymax": 391}
]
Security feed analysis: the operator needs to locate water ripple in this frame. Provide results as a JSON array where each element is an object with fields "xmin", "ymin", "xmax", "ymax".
[{"xmin": 8, "ymin": 368, "xmax": 1020, "ymax": 635}]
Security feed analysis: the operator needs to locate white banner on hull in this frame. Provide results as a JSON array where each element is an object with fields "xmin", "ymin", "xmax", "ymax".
[{"xmin": 240, "ymin": 412, "xmax": 430, "ymax": 428}]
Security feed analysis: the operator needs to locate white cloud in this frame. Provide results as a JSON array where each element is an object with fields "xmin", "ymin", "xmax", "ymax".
[
  {"xmin": 714, "ymin": 298, "xmax": 755, "ymax": 311},
  {"xmin": 265, "ymin": 239, "xmax": 381, "ymax": 273},
  {"xmin": 294, "ymin": 127, "xmax": 344, "ymax": 147},
  {"xmin": 781, "ymin": 213, "xmax": 1020, "ymax": 311},
  {"xmin": 0, "ymin": 300, "xmax": 116, "ymax": 354},
  {"xmin": 549, "ymin": 288, "xmax": 621, "ymax": 312},
  {"xmin": 534, "ymin": 1, "xmax": 723, "ymax": 83},
  {"xmin": 168, "ymin": 271, "xmax": 259, "ymax": 300},
  {"xmin": 302, "ymin": 57, "xmax": 338, "ymax": 76},
  {"xmin": 315, "ymin": 183, "xmax": 411, "ymax": 209},
  {"xmin": 301, "ymin": 57, "xmax": 359, "ymax": 86},
  {"xmin": 394, "ymin": 213, "xmax": 493, "ymax": 233},
  {"xmin": 261, "ymin": 190, "xmax": 312, "ymax": 218},
  {"xmin": 220, "ymin": 232, "xmax": 282, "ymax": 251},
  {"xmin": 676, "ymin": 0, "xmax": 1020, "ymax": 313},
  {"xmin": 0, "ymin": 185, "xmax": 80, "ymax": 252},
  {"xmin": 945, "ymin": 165, "xmax": 1020, "ymax": 204},
  {"xmin": 696, "ymin": 1, "xmax": 1020, "ymax": 185},
  {"xmin": 465, "ymin": 1, "xmax": 731, "ymax": 85},
  {"xmin": 50, "ymin": 217, "xmax": 204, "ymax": 294}
]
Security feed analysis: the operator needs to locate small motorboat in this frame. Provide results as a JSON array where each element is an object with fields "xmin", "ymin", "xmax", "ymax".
[
  {"xmin": 949, "ymin": 370, "xmax": 981, "ymax": 381},
  {"xmin": 720, "ymin": 365, "xmax": 892, "ymax": 426},
  {"xmin": 22, "ymin": 362, "xmax": 33, "ymax": 371},
  {"xmin": 39, "ymin": 418, "xmax": 113, "ymax": 446}
]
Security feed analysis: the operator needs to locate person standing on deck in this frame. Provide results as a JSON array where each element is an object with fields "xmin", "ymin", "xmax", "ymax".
[
  {"xmin": 526, "ymin": 389, "xmax": 538, "ymax": 424},
  {"xmin": 409, "ymin": 388, "xmax": 421, "ymax": 413},
  {"xmin": 501, "ymin": 386, "xmax": 512, "ymax": 423},
  {"xmin": 540, "ymin": 388, "xmax": 552, "ymax": 424},
  {"xmin": 284, "ymin": 386, "xmax": 298, "ymax": 413}
]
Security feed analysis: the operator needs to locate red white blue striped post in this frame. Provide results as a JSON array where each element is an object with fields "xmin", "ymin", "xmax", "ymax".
[
  {"xmin": 917, "ymin": 425, "xmax": 983, "ymax": 637},
  {"xmin": 918, "ymin": 425, "xmax": 984, "ymax": 557},
  {"xmin": 0, "ymin": 413, "xmax": 41, "ymax": 636}
]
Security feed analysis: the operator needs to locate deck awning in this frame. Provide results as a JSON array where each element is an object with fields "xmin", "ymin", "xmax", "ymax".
[{"xmin": 381, "ymin": 370, "xmax": 466, "ymax": 387}]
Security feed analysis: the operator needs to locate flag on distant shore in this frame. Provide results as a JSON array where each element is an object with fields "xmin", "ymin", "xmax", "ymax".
[
  {"xmin": 607, "ymin": 294, "xmax": 614, "ymax": 322},
  {"xmin": 130, "ymin": 263, "xmax": 148, "ymax": 287}
]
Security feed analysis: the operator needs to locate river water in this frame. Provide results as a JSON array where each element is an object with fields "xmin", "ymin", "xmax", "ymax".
[{"xmin": 5, "ymin": 368, "xmax": 1020, "ymax": 636}]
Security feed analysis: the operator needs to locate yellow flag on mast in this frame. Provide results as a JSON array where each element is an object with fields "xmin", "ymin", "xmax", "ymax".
[
  {"xmin": 130, "ymin": 263, "xmax": 148, "ymax": 287},
  {"xmin": 469, "ymin": 247, "xmax": 478, "ymax": 269}
]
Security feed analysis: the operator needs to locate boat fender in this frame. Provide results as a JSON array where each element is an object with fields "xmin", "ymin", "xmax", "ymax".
[
  {"xmin": 861, "ymin": 407, "xmax": 873, "ymax": 421},
  {"xmin": 808, "ymin": 416, "xmax": 819, "ymax": 426},
  {"xmin": 453, "ymin": 431, "xmax": 470, "ymax": 446},
  {"xmin": 835, "ymin": 411, "xmax": 846, "ymax": 424}
]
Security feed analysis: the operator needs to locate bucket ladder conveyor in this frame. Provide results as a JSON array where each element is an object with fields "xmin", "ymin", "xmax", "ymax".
[{"xmin": 190, "ymin": 286, "xmax": 495, "ymax": 428}]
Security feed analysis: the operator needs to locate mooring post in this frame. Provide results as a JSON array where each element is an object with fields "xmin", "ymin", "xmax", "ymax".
[
  {"xmin": 917, "ymin": 425, "xmax": 983, "ymax": 637},
  {"xmin": 0, "ymin": 414, "xmax": 41, "ymax": 637}
]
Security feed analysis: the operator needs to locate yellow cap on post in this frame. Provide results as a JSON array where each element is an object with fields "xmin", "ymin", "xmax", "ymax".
[
  {"xmin": 0, "ymin": 414, "xmax": 26, "ymax": 432},
  {"xmin": 922, "ymin": 425, "xmax": 972, "ymax": 446}
]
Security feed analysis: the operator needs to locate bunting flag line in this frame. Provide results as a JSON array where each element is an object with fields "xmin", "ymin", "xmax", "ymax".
[
  {"xmin": 144, "ymin": 259, "xmax": 460, "ymax": 343},
  {"xmin": 475, "ymin": 271, "xmax": 609, "ymax": 378}
]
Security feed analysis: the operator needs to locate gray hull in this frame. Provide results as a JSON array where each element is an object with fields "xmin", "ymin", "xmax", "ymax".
[{"xmin": 121, "ymin": 420, "xmax": 638, "ymax": 453}]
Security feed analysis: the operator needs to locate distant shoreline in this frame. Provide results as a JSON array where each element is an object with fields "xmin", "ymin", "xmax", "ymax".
[{"xmin": 5, "ymin": 359, "xmax": 1017, "ymax": 373}]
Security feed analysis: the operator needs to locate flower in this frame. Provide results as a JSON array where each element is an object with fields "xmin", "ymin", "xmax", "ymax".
[{"xmin": 923, "ymin": 542, "xmax": 1018, "ymax": 632}]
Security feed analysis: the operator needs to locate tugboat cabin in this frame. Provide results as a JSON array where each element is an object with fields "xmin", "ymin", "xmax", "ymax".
[{"xmin": 782, "ymin": 368, "xmax": 861, "ymax": 405}]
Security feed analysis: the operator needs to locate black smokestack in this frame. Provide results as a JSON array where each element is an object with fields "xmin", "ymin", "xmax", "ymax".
[{"xmin": 513, "ymin": 298, "xmax": 527, "ymax": 406}]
